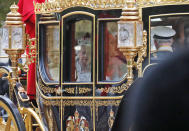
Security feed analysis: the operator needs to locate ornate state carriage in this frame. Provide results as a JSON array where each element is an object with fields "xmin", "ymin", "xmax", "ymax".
[{"xmin": 0, "ymin": 0, "xmax": 189, "ymax": 130}]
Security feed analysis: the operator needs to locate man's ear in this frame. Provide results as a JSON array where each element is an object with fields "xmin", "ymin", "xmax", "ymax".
[{"xmin": 154, "ymin": 40, "xmax": 158, "ymax": 48}]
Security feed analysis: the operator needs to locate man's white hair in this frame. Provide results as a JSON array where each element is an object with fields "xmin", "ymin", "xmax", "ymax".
[{"xmin": 154, "ymin": 38, "xmax": 173, "ymax": 46}]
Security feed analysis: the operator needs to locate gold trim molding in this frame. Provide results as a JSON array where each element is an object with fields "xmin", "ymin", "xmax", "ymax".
[
  {"xmin": 39, "ymin": 77, "xmax": 92, "ymax": 94},
  {"xmin": 34, "ymin": 0, "xmax": 189, "ymax": 14},
  {"xmin": 43, "ymin": 99, "xmax": 93, "ymax": 106},
  {"xmin": 65, "ymin": 88, "xmax": 75, "ymax": 94},
  {"xmin": 137, "ymin": 0, "xmax": 189, "ymax": 8},
  {"xmin": 109, "ymin": 83, "xmax": 129, "ymax": 94},
  {"xmin": 41, "ymin": 98, "xmax": 121, "ymax": 107},
  {"xmin": 39, "ymin": 77, "xmax": 57, "ymax": 93},
  {"xmin": 64, "ymin": 87, "xmax": 92, "ymax": 94},
  {"xmin": 98, "ymin": 83, "xmax": 129, "ymax": 94},
  {"xmin": 34, "ymin": 0, "xmax": 126, "ymax": 14},
  {"xmin": 95, "ymin": 100, "xmax": 121, "ymax": 107},
  {"xmin": 79, "ymin": 87, "xmax": 92, "ymax": 94}
]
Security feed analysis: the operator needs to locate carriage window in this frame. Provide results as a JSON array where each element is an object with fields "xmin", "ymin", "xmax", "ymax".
[
  {"xmin": 44, "ymin": 24, "xmax": 60, "ymax": 81},
  {"xmin": 150, "ymin": 15, "xmax": 189, "ymax": 64},
  {"xmin": 99, "ymin": 21, "xmax": 127, "ymax": 81},
  {"xmin": 63, "ymin": 19, "xmax": 92, "ymax": 82}
]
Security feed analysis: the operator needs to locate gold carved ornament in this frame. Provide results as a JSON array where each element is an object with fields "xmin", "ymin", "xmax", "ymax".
[
  {"xmin": 38, "ymin": 77, "xmax": 57, "ymax": 94},
  {"xmin": 34, "ymin": 0, "xmax": 126, "ymax": 14},
  {"xmin": 33, "ymin": 0, "xmax": 189, "ymax": 14},
  {"xmin": 18, "ymin": 37, "xmax": 38, "ymax": 72},
  {"xmin": 134, "ymin": 30, "xmax": 147, "ymax": 77},
  {"xmin": 39, "ymin": 77, "xmax": 92, "ymax": 94},
  {"xmin": 98, "ymin": 83, "xmax": 129, "ymax": 94},
  {"xmin": 108, "ymin": 109, "xmax": 115, "ymax": 129},
  {"xmin": 95, "ymin": 100, "xmax": 121, "ymax": 121},
  {"xmin": 40, "ymin": 94, "xmax": 121, "ymax": 123},
  {"xmin": 136, "ymin": 0, "xmax": 189, "ymax": 7}
]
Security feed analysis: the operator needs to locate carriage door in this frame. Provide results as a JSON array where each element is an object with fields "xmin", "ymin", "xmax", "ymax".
[{"xmin": 61, "ymin": 11, "xmax": 95, "ymax": 130}]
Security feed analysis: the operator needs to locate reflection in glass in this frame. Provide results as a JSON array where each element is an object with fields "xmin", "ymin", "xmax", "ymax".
[
  {"xmin": 45, "ymin": 24, "xmax": 60, "ymax": 81},
  {"xmin": 1, "ymin": 28, "xmax": 9, "ymax": 57},
  {"xmin": 102, "ymin": 22, "xmax": 127, "ymax": 81},
  {"xmin": 64, "ymin": 20, "xmax": 92, "ymax": 82},
  {"xmin": 136, "ymin": 22, "xmax": 143, "ymax": 47},
  {"xmin": 118, "ymin": 22, "xmax": 134, "ymax": 48},
  {"xmin": 0, "ymin": 28, "xmax": 9, "ymax": 64},
  {"xmin": 75, "ymin": 20, "xmax": 92, "ymax": 82},
  {"xmin": 75, "ymin": 43, "xmax": 91, "ymax": 82},
  {"xmin": 11, "ymin": 27, "xmax": 23, "ymax": 49}
]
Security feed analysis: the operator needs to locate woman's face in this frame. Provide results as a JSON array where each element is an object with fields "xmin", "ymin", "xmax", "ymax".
[{"xmin": 78, "ymin": 45, "xmax": 88, "ymax": 66}]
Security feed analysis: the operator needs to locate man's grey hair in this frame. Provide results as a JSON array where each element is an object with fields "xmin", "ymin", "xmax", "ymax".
[{"xmin": 154, "ymin": 38, "xmax": 173, "ymax": 46}]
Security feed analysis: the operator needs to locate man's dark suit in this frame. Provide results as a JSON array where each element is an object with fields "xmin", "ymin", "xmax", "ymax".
[{"xmin": 112, "ymin": 49, "xmax": 189, "ymax": 131}]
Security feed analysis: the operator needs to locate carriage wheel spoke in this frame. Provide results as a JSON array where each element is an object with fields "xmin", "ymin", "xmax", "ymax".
[{"xmin": 5, "ymin": 117, "xmax": 11, "ymax": 131}]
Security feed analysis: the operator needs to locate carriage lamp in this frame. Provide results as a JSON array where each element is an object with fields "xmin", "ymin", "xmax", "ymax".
[
  {"xmin": 118, "ymin": 0, "xmax": 147, "ymax": 86},
  {"xmin": 3, "ymin": 3, "xmax": 26, "ymax": 80}
]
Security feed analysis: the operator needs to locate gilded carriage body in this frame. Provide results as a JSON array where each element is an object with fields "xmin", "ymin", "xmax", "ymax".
[{"xmin": 0, "ymin": 0, "xmax": 189, "ymax": 130}]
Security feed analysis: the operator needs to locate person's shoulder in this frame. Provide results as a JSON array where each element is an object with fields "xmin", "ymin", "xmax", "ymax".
[{"xmin": 156, "ymin": 51, "xmax": 173, "ymax": 59}]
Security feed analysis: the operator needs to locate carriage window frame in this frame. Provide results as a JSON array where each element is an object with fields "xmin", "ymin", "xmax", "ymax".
[
  {"xmin": 38, "ymin": 21, "xmax": 60, "ymax": 85},
  {"xmin": 61, "ymin": 11, "xmax": 95, "ymax": 85},
  {"xmin": 148, "ymin": 13, "xmax": 189, "ymax": 65},
  {"xmin": 97, "ymin": 18, "xmax": 127, "ymax": 85}
]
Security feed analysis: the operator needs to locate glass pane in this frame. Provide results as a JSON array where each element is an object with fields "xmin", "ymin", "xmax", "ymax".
[
  {"xmin": 0, "ymin": 28, "xmax": 9, "ymax": 64},
  {"xmin": 11, "ymin": 27, "xmax": 23, "ymax": 49},
  {"xmin": 64, "ymin": 19, "xmax": 92, "ymax": 82},
  {"xmin": 136, "ymin": 22, "xmax": 143, "ymax": 47},
  {"xmin": 1, "ymin": 27, "xmax": 9, "ymax": 51},
  {"xmin": 118, "ymin": 22, "xmax": 134, "ymax": 48},
  {"xmin": 100, "ymin": 21, "xmax": 127, "ymax": 81},
  {"xmin": 75, "ymin": 20, "xmax": 92, "ymax": 82},
  {"xmin": 150, "ymin": 15, "xmax": 189, "ymax": 63},
  {"xmin": 1, "ymin": 28, "xmax": 9, "ymax": 57},
  {"xmin": 45, "ymin": 24, "xmax": 60, "ymax": 81}
]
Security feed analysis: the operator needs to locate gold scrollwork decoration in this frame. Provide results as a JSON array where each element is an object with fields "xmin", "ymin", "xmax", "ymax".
[
  {"xmin": 98, "ymin": 83, "xmax": 129, "ymax": 94},
  {"xmin": 95, "ymin": 100, "xmax": 121, "ymax": 107},
  {"xmin": 135, "ymin": 30, "xmax": 147, "ymax": 77},
  {"xmin": 43, "ymin": 99, "xmax": 61, "ymax": 106},
  {"xmin": 34, "ymin": 0, "xmax": 189, "ymax": 14},
  {"xmin": 136, "ymin": 0, "xmax": 189, "ymax": 8},
  {"xmin": 79, "ymin": 88, "xmax": 92, "ymax": 94},
  {"xmin": 39, "ymin": 77, "xmax": 57, "ymax": 93},
  {"xmin": 108, "ymin": 109, "xmax": 115, "ymax": 129},
  {"xmin": 40, "ymin": 94, "xmax": 121, "ymax": 106},
  {"xmin": 39, "ymin": 77, "xmax": 92, "ymax": 94},
  {"xmin": 65, "ymin": 88, "xmax": 75, "ymax": 94},
  {"xmin": 95, "ymin": 100, "xmax": 121, "ymax": 121},
  {"xmin": 34, "ymin": 0, "xmax": 126, "ymax": 14},
  {"xmin": 64, "ymin": 87, "xmax": 92, "ymax": 94},
  {"xmin": 109, "ymin": 83, "xmax": 129, "ymax": 94},
  {"xmin": 42, "ymin": 99, "xmax": 93, "ymax": 106}
]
